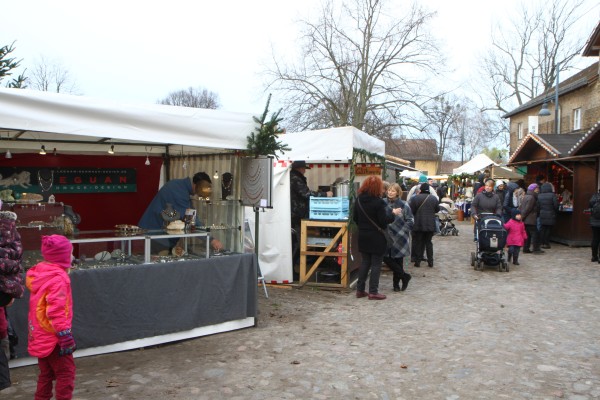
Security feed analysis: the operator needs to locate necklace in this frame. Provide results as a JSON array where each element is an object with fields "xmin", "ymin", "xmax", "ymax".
[
  {"xmin": 222, "ymin": 179, "xmax": 233, "ymax": 190},
  {"xmin": 38, "ymin": 170, "xmax": 54, "ymax": 192}
]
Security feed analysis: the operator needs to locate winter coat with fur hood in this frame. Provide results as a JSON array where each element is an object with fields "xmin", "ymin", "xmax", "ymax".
[{"xmin": 537, "ymin": 183, "xmax": 559, "ymax": 226}]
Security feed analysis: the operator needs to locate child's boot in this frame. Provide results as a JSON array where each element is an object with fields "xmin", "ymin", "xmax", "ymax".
[
  {"xmin": 513, "ymin": 254, "xmax": 520, "ymax": 265},
  {"xmin": 507, "ymin": 251, "xmax": 512, "ymax": 263}
]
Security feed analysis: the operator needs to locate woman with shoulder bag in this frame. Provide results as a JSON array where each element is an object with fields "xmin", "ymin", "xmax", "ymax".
[
  {"xmin": 384, "ymin": 183, "xmax": 414, "ymax": 291},
  {"xmin": 354, "ymin": 176, "xmax": 398, "ymax": 300}
]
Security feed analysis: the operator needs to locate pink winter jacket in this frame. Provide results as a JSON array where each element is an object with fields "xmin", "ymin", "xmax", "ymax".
[
  {"xmin": 26, "ymin": 261, "xmax": 73, "ymax": 358},
  {"xmin": 504, "ymin": 219, "xmax": 527, "ymax": 247}
]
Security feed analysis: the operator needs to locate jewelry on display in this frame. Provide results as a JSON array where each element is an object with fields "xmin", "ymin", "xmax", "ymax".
[{"xmin": 37, "ymin": 169, "xmax": 54, "ymax": 192}]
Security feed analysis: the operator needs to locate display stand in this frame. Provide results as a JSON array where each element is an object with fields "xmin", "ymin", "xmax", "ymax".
[{"xmin": 299, "ymin": 219, "xmax": 349, "ymax": 288}]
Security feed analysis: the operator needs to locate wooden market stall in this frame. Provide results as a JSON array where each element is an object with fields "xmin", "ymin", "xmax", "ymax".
[
  {"xmin": 0, "ymin": 88, "xmax": 260, "ymax": 366},
  {"xmin": 508, "ymin": 131, "xmax": 599, "ymax": 246}
]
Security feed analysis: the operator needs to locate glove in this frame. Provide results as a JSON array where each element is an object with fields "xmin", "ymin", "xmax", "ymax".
[{"xmin": 57, "ymin": 329, "xmax": 77, "ymax": 356}]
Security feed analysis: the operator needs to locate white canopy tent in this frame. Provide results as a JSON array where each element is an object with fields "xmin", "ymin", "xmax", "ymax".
[
  {"xmin": 452, "ymin": 153, "xmax": 499, "ymax": 175},
  {"xmin": 248, "ymin": 126, "xmax": 385, "ymax": 283},
  {"xmin": 0, "ymin": 88, "xmax": 256, "ymax": 155}
]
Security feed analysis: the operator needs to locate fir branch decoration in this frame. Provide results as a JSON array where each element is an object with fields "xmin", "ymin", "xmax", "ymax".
[{"xmin": 246, "ymin": 94, "xmax": 291, "ymax": 159}]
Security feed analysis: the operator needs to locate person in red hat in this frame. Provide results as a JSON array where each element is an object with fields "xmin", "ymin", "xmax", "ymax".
[{"xmin": 26, "ymin": 234, "xmax": 77, "ymax": 400}]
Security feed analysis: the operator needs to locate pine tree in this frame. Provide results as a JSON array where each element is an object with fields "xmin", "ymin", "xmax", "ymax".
[{"xmin": 246, "ymin": 94, "xmax": 291, "ymax": 159}]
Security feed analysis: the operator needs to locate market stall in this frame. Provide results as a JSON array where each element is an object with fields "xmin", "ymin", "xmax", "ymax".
[
  {"xmin": 248, "ymin": 126, "xmax": 385, "ymax": 286},
  {"xmin": 508, "ymin": 132, "xmax": 598, "ymax": 246},
  {"xmin": 0, "ymin": 88, "xmax": 260, "ymax": 366}
]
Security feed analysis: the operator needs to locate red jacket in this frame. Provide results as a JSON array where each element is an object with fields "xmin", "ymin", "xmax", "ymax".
[
  {"xmin": 26, "ymin": 261, "xmax": 73, "ymax": 358},
  {"xmin": 504, "ymin": 219, "xmax": 527, "ymax": 247}
]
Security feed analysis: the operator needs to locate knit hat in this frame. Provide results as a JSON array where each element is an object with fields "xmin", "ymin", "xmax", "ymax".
[
  {"xmin": 527, "ymin": 183, "xmax": 538, "ymax": 191},
  {"xmin": 420, "ymin": 183, "xmax": 430, "ymax": 193},
  {"xmin": 495, "ymin": 180, "xmax": 505, "ymax": 188},
  {"xmin": 511, "ymin": 208, "xmax": 521, "ymax": 219},
  {"xmin": 41, "ymin": 235, "xmax": 73, "ymax": 269},
  {"xmin": 418, "ymin": 175, "xmax": 428, "ymax": 183}
]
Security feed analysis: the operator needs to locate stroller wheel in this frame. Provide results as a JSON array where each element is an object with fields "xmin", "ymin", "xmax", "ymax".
[{"xmin": 470, "ymin": 252, "xmax": 475, "ymax": 267}]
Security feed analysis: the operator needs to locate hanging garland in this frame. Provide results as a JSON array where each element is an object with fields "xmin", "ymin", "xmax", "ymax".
[{"xmin": 348, "ymin": 148, "xmax": 387, "ymax": 230}]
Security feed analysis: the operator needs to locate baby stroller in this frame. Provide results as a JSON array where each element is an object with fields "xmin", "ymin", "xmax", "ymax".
[
  {"xmin": 471, "ymin": 213, "xmax": 509, "ymax": 272},
  {"xmin": 437, "ymin": 202, "xmax": 459, "ymax": 236}
]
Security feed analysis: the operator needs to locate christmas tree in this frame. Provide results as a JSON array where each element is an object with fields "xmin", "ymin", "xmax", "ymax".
[{"xmin": 246, "ymin": 94, "xmax": 291, "ymax": 159}]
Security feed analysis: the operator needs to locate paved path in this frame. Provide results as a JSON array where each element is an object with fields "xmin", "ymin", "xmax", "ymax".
[{"xmin": 5, "ymin": 219, "xmax": 600, "ymax": 399}]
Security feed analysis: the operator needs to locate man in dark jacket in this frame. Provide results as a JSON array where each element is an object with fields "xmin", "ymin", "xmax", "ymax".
[
  {"xmin": 409, "ymin": 183, "xmax": 439, "ymax": 267},
  {"xmin": 537, "ymin": 182, "xmax": 559, "ymax": 249},
  {"xmin": 289, "ymin": 161, "xmax": 333, "ymax": 266},
  {"xmin": 520, "ymin": 184, "xmax": 543, "ymax": 254}
]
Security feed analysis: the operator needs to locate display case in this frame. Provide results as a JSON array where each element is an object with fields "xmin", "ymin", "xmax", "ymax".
[
  {"xmin": 192, "ymin": 198, "xmax": 244, "ymax": 253},
  {"xmin": 68, "ymin": 230, "xmax": 214, "ymax": 269}
]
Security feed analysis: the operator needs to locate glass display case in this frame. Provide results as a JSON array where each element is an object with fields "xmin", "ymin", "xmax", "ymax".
[
  {"xmin": 192, "ymin": 198, "xmax": 243, "ymax": 253},
  {"xmin": 69, "ymin": 230, "xmax": 213, "ymax": 269}
]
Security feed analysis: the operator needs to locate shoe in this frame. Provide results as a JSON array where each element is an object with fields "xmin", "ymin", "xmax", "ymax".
[
  {"xmin": 427, "ymin": 260, "xmax": 434, "ymax": 268},
  {"xmin": 368, "ymin": 293, "xmax": 386, "ymax": 300},
  {"xmin": 414, "ymin": 262, "xmax": 420, "ymax": 268},
  {"xmin": 523, "ymin": 249, "xmax": 532, "ymax": 254},
  {"xmin": 513, "ymin": 261, "xmax": 520, "ymax": 265},
  {"xmin": 356, "ymin": 291, "xmax": 368, "ymax": 298},
  {"xmin": 592, "ymin": 257, "xmax": 598, "ymax": 262},
  {"xmin": 541, "ymin": 244, "xmax": 551, "ymax": 249},
  {"xmin": 532, "ymin": 249, "xmax": 545, "ymax": 254},
  {"xmin": 401, "ymin": 273, "xmax": 411, "ymax": 291},
  {"xmin": 393, "ymin": 287, "xmax": 401, "ymax": 292}
]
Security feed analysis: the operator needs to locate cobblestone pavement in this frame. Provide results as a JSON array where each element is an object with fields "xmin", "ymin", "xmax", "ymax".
[{"xmin": 5, "ymin": 220, "xmax": 600, "ymax": 399}]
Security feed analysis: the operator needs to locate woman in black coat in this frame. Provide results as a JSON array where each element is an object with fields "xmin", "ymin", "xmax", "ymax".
[
  {"xmin": 409, "ymin": 183, "xmax": 440, "ymax": 267},
  {"xmin": 353, "ymin": 176, "xmax": 396, "ymax": 300},
  {"xmin": 537, "ymin": 182, "xmax": 559, "ymax": 248}
]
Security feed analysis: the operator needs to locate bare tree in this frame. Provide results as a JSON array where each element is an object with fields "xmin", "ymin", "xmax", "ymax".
[
  {"xmin": 158, "ymin": 87, "xmax": 220, "ymax": 109},
  {"xmin": 420, "ymin": 95, "xmax": 462, "ymax": 170},
  {"xmin": 264, "ymin": 0, "xmax": 441, "ymax": 136},
  {"xmin": 29, "ymin": 56, "xmax": 78, "ymax": 93},
  {"xmin": 477, "ymin": 0, "xmax": 591, "ymax": 114}
]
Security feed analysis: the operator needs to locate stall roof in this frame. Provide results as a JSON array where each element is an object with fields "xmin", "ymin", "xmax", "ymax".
[
  {"xmin": 568, "ymin": 120, "xmax": 600, "ymax": 156},
  {"xmin": 0, "ymin": 88, "xmax": 257, "ymax": 155},
  {"xmin": 508, "ymin": 133, "xmax": 586, "ymax": 164},
  {"xmin": 452, "ymin": 154, "xmax": 499, "ymax": 174},
  {"xmin": 277, "ymin": 126, "xmax": 385, "ymax": 162}
]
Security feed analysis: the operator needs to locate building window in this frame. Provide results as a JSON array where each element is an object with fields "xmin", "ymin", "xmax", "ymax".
[
  {"xmin": 573, "ymin": 108, "xmax": 581, "ymax": 130},
  {"xmin": 517, "ymin": 122, "xmax": 523, "ymax": 140}
]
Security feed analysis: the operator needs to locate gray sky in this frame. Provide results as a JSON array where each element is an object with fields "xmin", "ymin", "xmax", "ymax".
[{"xmin": 3, "ymin": 0, "xmax": 599, "ymax": 115}]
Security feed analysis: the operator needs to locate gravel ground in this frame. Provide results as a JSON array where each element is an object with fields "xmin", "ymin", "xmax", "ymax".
[{"xmin": 4, "ymin": 219, "xmax": 600, "ymax": 399}]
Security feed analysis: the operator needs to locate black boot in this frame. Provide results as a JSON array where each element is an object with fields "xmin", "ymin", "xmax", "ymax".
[
  {"xmin": 393, "ymin": 272, "xmax": 401, "ymax": 292},
  {"xmin": 401, "ymin": 273, "xmax": 412, "ymax": 291},
  {"xmin": 507, "ymin": 252, "xmax": 512, "ymax": 263},
  {"xmin": 427, "ymin": 260, "xmax": 434, "ymax": 268},
  {"xmin": 513, "ymin": 254, "xmax": 520, "ymax": 265}
]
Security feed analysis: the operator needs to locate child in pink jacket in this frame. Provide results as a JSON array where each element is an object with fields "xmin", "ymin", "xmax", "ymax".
[
  {"xmin": 504, "ymin": 209, "xmax": 527, "ymax": 265},
  {"xmin": 26, "ymin": 235, "xmax": 76, "ymax": 400}
]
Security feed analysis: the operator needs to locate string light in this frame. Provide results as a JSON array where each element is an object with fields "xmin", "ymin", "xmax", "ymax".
[
  {"xmin": 145, "ymin": 155, "xmax": 150, "ymax": 166},
  {"xmin": 108, "ymin": 144, "xmax": 115, "ymax": 154},
  {"xmin": 39, "ymin": 145, "xmax": 46, "ymax": 155},
  {"xmin": 213, "ymin": 170, "xmax": 219, "ymax": 180},
  {"xmin": 5, "ymin": 149, "xmax": 11, "ymax": 159}
]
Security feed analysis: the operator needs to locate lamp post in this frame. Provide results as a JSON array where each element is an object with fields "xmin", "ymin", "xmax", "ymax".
[{"xmin": 539, "ymin": 62, "xmax": 560, "ymax": 134}]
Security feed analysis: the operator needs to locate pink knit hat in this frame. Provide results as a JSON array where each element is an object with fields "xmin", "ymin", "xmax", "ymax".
[{"xmin": 41, "ymin": 235, "xmax": 73, "ymax": 269}]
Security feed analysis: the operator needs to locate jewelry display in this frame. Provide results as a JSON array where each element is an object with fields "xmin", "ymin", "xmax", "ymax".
[
  {"xmin": 221, "ymin": 172, "xmax": 233, "ymax": 200},
  {"xmin": 160, "ymin": 203, "xmax": 180, "ymax": 223},
  {"xmin": 37, "ymin": 169, "xmax": 54, "ymax": 192}
]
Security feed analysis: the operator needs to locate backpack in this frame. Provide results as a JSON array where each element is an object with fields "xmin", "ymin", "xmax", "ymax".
[{"xmin": 592, "ymin": 200, "xmax": 600, "ymax": 219}]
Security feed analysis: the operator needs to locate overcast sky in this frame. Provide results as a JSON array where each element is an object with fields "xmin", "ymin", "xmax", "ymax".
[{"xmin": 3, "ymin": 0, "xmax": 599, "ymax": 115}]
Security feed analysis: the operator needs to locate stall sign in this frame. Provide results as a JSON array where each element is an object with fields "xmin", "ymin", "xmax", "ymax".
[
  {"xmin": 53, "ymin": 168, "xmax": 137, "ymax": 193},
  {"xmin": 354, "ymin": 165, "xmax": 382, "ymax": 175}
]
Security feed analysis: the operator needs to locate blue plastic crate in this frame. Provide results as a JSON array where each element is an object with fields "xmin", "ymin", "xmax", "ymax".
[
  {"xmin": 309, "ymin": 209, "xmax": 349, "ymax": 220},
  {"xmin": 309, "ymin": 197, "xmax": 349, "ymax": 211}
]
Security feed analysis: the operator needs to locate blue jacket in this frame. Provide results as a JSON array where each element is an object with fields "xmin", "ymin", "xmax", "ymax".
[{"xmin": 138, "ymin": 178, "xmax": 193, "ymax": 230}]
